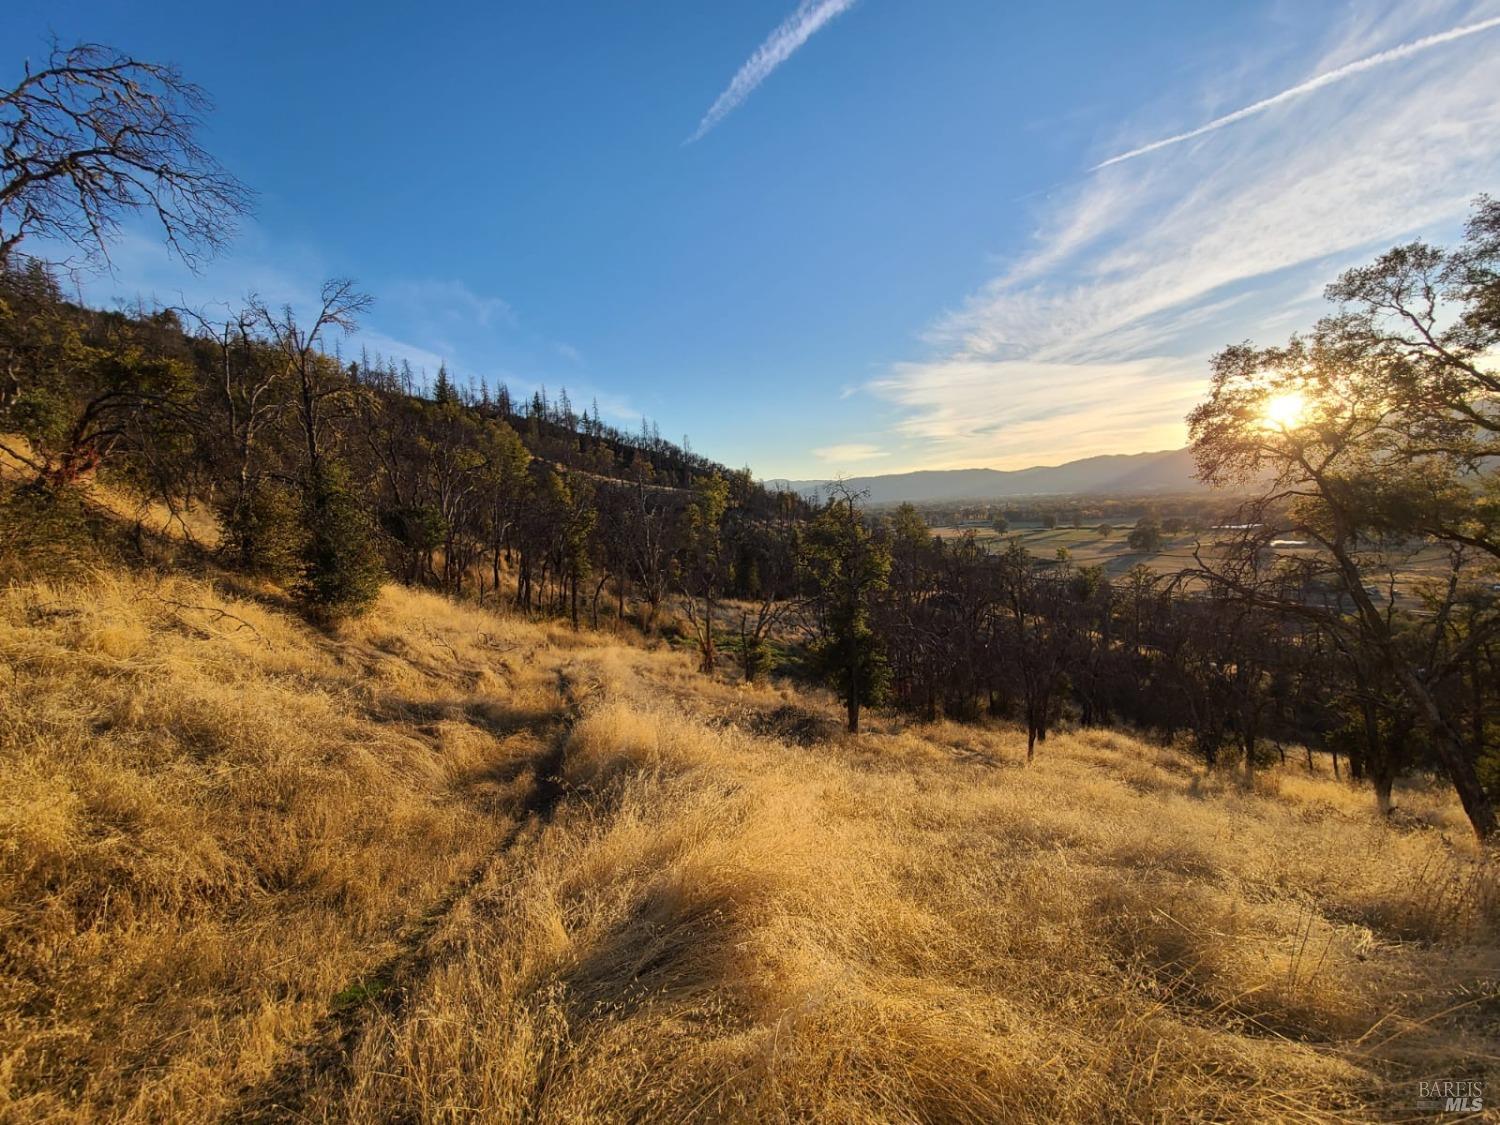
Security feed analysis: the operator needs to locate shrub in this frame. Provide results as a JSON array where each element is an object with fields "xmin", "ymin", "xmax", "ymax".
[
  {"xmin": 219, "ymin": 481, "xmax": 304, "ymax": 579},
  {"xmin": 295, "ymin": 462, "xmax": 386, "ymax": 620},
  {"xmin": 807, "ymin": 624, "xmax": 890, "ymax": 713},
  {"xmin": 0, "ymin": 481, "xmax": 106, "ymax": 579},
  {"xmin": 739, "ymin": 631, "xmax": 775, "ymax": 681},
  {"xmin": 379, "ymin": 503, "xmax": 447, "ymax": 583}
]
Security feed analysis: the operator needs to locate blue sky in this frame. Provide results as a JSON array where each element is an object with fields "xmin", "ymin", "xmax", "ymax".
[{"xmin": 8, "ymin": 0, "xmax": 1500, "ymax": 479}]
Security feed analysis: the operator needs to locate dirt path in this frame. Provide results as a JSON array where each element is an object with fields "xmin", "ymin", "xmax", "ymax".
[{"xmin": 226, "ymin": 678, "xmax": 586, "ymax": 1123}]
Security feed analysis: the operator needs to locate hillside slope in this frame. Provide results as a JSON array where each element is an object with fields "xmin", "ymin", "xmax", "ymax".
[{"xmin": 1, "ymin": 570, "xmax": 1496, "ymax": 1122}]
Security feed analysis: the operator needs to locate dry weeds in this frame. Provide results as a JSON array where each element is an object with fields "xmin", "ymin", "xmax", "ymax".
[{"xmin": 1, "ymin": 570, "xmax": 1496, "ymax": 1122}]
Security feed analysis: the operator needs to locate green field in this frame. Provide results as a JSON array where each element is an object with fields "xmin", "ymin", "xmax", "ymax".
[
  {"xmin": 930, "ymin": 522, "xmax": 1495, "ymax": 608},
  {"xmin": 931, "ymin": 523, "xmax": 1206, "ymax": 578}
]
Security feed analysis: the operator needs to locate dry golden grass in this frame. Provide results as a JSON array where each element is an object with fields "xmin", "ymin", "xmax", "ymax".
[
  {"xmin": 0, "ymin": 575, "xmax": 571, "ymax": 1121},
  {"xmin": 2, "ymin": 567, "xmax": 1496, "ymax": 1122},
  {"xmin": 1, "ymin": 438, "xmax": 219, "ymax": 548}
]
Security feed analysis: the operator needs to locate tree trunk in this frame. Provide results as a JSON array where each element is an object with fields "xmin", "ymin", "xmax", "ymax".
[
  {"xmin": 700, "ymin": 591, "xmax": 715, "ymax": 673},
  {"xmin": 1396, "ymin": 669, "xmax": 1496, "ymax": 840},
  {"xmin": 1373, "ymin": 762, "xmax": 1396, "ymax": 816},
  {"xmin": 740, "ymin": 615, "xmax": 757, "ymax": 684},
  {"xmin": 515, "ymin": 556, "xmax": 531, "ymax": 612},
  {"xmin": 591, "ymin": 575, "xmax": 608, "ymax": 630},
  {"xmin": 847, "ymin": 638, "xmax": 861, "ymax": 734}
]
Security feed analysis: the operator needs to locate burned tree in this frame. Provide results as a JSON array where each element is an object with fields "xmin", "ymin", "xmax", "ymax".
[{"xmin": 1, "ymin": 41, "xmax": 250, "ymax": 269}]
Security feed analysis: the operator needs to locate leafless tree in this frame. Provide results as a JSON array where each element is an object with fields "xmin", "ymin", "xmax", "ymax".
[
  {"xmin": 1, "ymin": 41, "xmax": 251, "ymax": 270},
  {"xmin": 250, "ymin": 280, "xmax": 371, "ymax": 475},
  {"xmin": 175, "ymin": 305, "xmax": 288, "ymax": 558},
  {"xmin": 627, "ymin": 480, "xmax": 674, "ymax": 631}
]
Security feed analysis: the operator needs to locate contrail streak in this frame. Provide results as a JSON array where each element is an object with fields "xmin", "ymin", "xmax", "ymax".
[
  {"xmin": 1095, "ymin": 15, "xmax": 1500, "ymax": 169},
  {"xmin": 687, "ymin": 0, "xmax": 858, "ymax": 144}
]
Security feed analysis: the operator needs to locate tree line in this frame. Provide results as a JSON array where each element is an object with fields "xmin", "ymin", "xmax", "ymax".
[
  {"xmin": 1, "ymin": 40, "xmax": 1496, "ymax": 839},
  {"xmin": 5, "ymin": 240, "xmax": 1495, "ymax": 837}
]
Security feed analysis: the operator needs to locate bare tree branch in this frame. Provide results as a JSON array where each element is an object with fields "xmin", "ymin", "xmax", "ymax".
[{"xmin": 0, "ymin": 40, "xmax": 253, "ymax": 273}]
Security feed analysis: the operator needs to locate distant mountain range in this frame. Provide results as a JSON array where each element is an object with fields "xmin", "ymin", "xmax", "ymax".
[{"xmin": 768, "ymin": 448, "xmax": 1205, "ymax": 505}]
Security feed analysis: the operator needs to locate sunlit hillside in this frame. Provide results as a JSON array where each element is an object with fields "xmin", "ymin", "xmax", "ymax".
[
  {"xmin": 6, "ymin": 6, "xmax": 1500, "ymax": 1121},
  {"xmin": 2, "ymin": 565, "xmax": 1495, "ymax": 1123}
]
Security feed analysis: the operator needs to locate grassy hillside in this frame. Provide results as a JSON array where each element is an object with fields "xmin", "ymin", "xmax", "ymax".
[{"xmin": 2, "ymin": 568, "xmax": 1497, "ymax": 1122}]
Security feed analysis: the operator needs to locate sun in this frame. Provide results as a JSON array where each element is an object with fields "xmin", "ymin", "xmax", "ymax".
[{"xmin": 1262, "ymin": 390, "xmax": 1307, "ymax": 430}]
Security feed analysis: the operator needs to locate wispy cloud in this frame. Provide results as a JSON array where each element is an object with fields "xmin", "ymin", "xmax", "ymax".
[
  {"xmin": 354, "ymin": 329, "xmax": 450, "ymax": 379},
  {"xmin": 873, "ymin": 1, "xmax": 1500, "ymax": 471},
  {"xmin": 56, "ymin": 223, "xmax": 627, "ymax": 419},
  {"xmin": 814, "ymin": 442, "xmax": 888, "ymax": 463},
  {"xmin": 387, "ymin": 278, "xmax": 515, "ymax": 330},
  {"xmin": 688, "ymin": 0, "xmax": 858, "ymax": 143},
  {"xmin": 871, "ymin": 357, "xmax": 1205, "ymax": 470},
  {"xmin": 56, "ymin": 223, "xmax": 326, "ymax": 320},
  {"xmin": 1094, "ymin": 13, "xmax": 1500, "ymax": 169}
]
